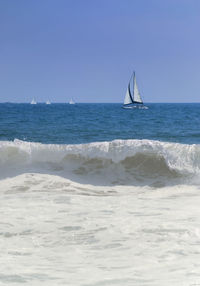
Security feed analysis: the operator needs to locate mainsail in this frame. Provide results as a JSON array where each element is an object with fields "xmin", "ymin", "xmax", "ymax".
[{"xmin": 133, "ymin": 73, "xmax": 143, "ymax": 104}]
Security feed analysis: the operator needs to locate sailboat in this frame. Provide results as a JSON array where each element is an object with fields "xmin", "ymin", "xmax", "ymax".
[
  {"xmin": 69, "ymin": 98, "xmax": 75, "ymax": 104},
  {"xmin": 123, "ymin": 72, "xmax": 148, "ymax": 109},
  {"xmin": 46, "ymin": 100, "xmax": 51, "ymax": 105},
  {"xmin": 30, "ymin": 98, "xmax": 37, "ymax": 105}
]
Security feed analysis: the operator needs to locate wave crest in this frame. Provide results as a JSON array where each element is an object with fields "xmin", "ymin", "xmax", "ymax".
[{"xmin": 0, "ymin": 139, "xmax": 199, "ymax": 186}]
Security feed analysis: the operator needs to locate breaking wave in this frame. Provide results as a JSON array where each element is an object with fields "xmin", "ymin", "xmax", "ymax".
[{"xmin": 0, "ymin": 139, "xmax": 200, "ymax": 187}]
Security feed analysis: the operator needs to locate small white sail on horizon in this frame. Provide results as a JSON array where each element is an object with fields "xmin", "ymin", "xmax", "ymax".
[
  {"xmin": 46, "ymin": 100, "xmax": 51, "ymax": 105},
  {"xmin": 69, "ymin": 98, "xmax": 75, "ymax": 104},
  {"xmin": 31, "ymin": 98, "xmax": 37, "ymax": 105},
  {"xmin": 123, "ymin": 72, "xmax": 147, "ymax": 109}
]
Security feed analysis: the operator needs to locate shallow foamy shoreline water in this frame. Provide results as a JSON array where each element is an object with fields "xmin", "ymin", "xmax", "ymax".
[{"xmin": 1, "ymin": 173, "xmax": 200, "ymax": 285}]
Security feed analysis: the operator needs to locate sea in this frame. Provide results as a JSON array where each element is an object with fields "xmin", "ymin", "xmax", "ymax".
[{"xmin": 1, "ymin": 103, "xmax": 200, "ymax": 285}]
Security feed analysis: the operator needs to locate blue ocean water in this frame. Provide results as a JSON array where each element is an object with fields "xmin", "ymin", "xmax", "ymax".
[{"xmin": 0, "ymin": 103, "xmax": 200, "ymax": 144}]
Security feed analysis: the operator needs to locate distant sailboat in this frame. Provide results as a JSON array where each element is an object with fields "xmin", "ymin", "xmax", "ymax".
[
  {"xmin": 123, "ymin": 72, "xmax": 148, "ymax": 109},
  {"xmin": 46, "ymin": 100, "xmax": 51, "ymax": 105},
  {"xmin": 31, "ymin": 98, "xmax": 37, "ymax": 105},
  {"xmin": 69, "ymin": 98, "xmax": 75, "ymax": 104}
]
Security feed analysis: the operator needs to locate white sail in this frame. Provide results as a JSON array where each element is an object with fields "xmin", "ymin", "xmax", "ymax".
[
  {"xmin": 31, "ymin": 98, "xmax": 37, "ymax": 104},
  {"xmin": 124, "ymin": 84, "xmax": 133, "ymax": 105},
  {"xmin": 133, "ymin": 74, "xmax": 143, "ymax": 103},
  {"xmin": 123, "ymin": 71, "xmax": 146, "ymax": 109},
  {"xmin": 46, "ymin": 100, "xmax": 51, "ymax": 104},
  {"xmin": 69, "ymin": 98, "xmax": 75, "ymax": 104}
]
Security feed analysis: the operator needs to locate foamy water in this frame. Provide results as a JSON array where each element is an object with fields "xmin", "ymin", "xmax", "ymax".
[{"xmin": 1, "ymin": 139, "xmax": 200, "ymax": 285}]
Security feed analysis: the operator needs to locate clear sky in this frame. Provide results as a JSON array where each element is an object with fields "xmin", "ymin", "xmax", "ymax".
[{"xmin": 0, "ymin": 0, "xmax": 200, "ymax": 103}]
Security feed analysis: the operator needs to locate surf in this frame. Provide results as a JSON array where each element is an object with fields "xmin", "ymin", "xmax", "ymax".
[{"xmin": 0, "ymin": 139, "xmax": 200, "ymax": 187}]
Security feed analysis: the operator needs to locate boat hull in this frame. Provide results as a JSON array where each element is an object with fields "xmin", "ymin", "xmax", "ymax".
[{"xmin": 123, "ymin": 105, "xmax": 148, "ymax": 109}]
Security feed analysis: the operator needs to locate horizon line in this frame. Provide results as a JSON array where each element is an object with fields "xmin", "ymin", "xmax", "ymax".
[{"xmin": 1, "ymin": 102, "xmax": 200, "ymax": 104}]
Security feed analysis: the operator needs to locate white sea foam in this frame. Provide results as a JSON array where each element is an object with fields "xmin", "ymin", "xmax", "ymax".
[{"xmin": 1, "ymin": 173, "xmax": 200, "ymax": 285}]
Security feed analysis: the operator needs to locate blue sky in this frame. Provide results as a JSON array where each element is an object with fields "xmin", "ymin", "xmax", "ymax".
[{"xmin": 0, "ymin": 0, "xmax": 200, "ymax": 103}]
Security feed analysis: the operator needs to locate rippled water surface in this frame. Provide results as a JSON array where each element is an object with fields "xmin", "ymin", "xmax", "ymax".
[{"xmin": 1, "ymin": 103, "xmax": 200, "ymax": 144}]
